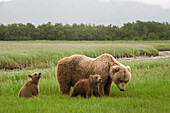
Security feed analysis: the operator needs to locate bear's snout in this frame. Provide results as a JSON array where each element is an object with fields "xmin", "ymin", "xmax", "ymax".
[
  {"xmin": 38, "ymin": 73, "xmax": 41, "ymax": 78},
  {"xmin": 120, "ymin": 89, "xmax": 125, "ymax": 91},
  {"xmin": 99, "ymin": 78, "xmax": 102, "ymax": 82}
]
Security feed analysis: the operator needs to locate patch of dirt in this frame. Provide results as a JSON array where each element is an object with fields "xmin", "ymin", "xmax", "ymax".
[
  {"xmin": 0, "ymin": 63, "xmax": 31, "ymax": 70},
  {"xmin": 118, "ymin": 51, "xmax": 170, "ymax": 60},
  {"xmin": 157, "ymin": 49, "xmax": 170, "ymax": 51},
  {"xmin": 114, "ymin": 52, "xmax": 158, "ymax": 58}
]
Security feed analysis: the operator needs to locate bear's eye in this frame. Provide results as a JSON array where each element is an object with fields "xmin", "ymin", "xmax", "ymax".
[
  {"xmin": 125, "ymin": 81, "xmax": 128, "ymax": 83},
  {"xmin": 95, "ymin": 77, "xmax": 98, "ymax": 79},
  {"xmin": 35, "ymin": 73, "xmax": 37, "ymax": 75},
  {"xmin": 120, "ymin": 80, "xmax": 123, "ymax": 83}
]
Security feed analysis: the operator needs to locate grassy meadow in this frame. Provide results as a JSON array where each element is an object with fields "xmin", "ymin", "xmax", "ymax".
[
  {"xmin": 1, "ymin": 40, "xmax": 170, "ymax": 70},
  {"xmin": 0, "ymin": 41, "xmax": 170, "ymax": 113}
]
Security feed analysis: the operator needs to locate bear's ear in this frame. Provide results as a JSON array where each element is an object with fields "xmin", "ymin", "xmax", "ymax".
[
  {"xmin": 89, "ymin": 75, "xmax": 93, "ymax": 82},
  {"xmin": 112, "ymin": 66, "xmax": 120, "ymax": 72},
  {"xmin": 28, "ymin": 75, "xmax": 32, "ymax": 78},
  {"xmin": 127, "ymin": 66, "xmax": 131, "ymax": 71}
]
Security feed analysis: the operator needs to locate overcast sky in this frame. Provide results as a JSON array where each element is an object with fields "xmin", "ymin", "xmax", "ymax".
[
  {"xmin": 0, "ymin": 0, "xmax": 170, "ymax": 26},
  {"xmin": 99, "ymin": 0, "xmax": 170, "ymax": 9},
  {"xmin": 1, "ymin": 0, "xmax": 170, "ymax": 8}
]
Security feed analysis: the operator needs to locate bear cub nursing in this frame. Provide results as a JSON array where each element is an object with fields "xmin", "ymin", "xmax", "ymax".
[
  {"xmin": 18, "ymin": 72, "xmax": 41, "ymax": 98},
  {"xmin": 70, "ymin": 75, "xmax": 103, "ymax": 98}
]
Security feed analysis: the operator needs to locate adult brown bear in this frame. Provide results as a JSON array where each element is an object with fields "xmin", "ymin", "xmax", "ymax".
[{"xmin": 56, "ymin": 53, "xmax": 131, "ymax": 96}]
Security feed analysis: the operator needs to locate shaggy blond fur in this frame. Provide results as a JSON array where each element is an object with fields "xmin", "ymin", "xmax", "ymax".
[
  {"xmin": 70, "ymin": 75, "xmax": 102, "ymax": 98},
  {"xmin": 57, "ymin": 53, "xmax": 131, "ymax": 95},
  {"xmin": 18, "ymin": 72, "xmax": 41, "ymax": 98}
]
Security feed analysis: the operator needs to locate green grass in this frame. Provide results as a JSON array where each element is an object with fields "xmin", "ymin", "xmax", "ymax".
[
  {"xmin": 0, "ymin": 41, "xmax": 169, "ymax": 113},
  {"xmin": 1, "ymin": 40, "xmax": 170, "ymax": 70},
  {"xmin": 0, "ymin": 58, "xmax": 170, "ymax": 113},
  {"xmin": 152, "ymin": 44, "xmax": 170, "ymax": 51}
]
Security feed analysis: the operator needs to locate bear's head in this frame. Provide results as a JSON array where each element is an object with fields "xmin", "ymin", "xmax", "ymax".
[
  {"xmin": 109, "ymin": 65, "xmax": 131, "ymax": 91},
  {"xmin": 89, "ymin": 75, "xmax": 102, "ymax": 83},
  {"xmin": 28, "ymin": 72, "xmax": 41, "ymax": 81}
]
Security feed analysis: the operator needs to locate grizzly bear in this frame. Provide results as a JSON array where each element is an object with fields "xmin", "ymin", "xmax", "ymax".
[
  {"xmin": 56, "ymin": 53, "xmax": 131, "ymax": 96},
  {"xmin": 70, "ymin": 75, "xmax": 103, "ymax": 98},
  {"xmin": 18, "ymin": 72, "xmax": 41, "ymax": 98}
]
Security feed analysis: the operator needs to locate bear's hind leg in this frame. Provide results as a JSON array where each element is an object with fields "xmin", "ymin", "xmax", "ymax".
[
  {"xmin": 59, "ymin": 84, "xmax": 71, "ymax": 95},
  {"xmin": 70, "ymin": 89, "xmax": 79, "ymax": 97},
  {"xmin": 81, "ymin": 94, "xmax": 86, "ymax": 98}
]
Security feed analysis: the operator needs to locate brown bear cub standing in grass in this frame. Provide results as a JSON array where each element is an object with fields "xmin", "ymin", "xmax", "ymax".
[
  {"xmin": 70, "ymin": 75, "xmax": 103, "ymax": 98},
  {"xmin": 18, "ymin": 72, "xmax": 41, "ymax": 98}
]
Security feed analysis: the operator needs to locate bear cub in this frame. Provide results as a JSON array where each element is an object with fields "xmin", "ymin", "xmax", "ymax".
[
  {"xmin": 18, "ymin": 72, "xmax": 41, "ymax": 98},
  {"xmin": 70, "ymin": 74, "xmax": 103, "ymax": 98}
]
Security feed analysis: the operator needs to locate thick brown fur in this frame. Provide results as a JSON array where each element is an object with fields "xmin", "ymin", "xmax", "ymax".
[
  {"xmin": 70, "ymin": 75, "xmax": 102, "ymax": 98},
  {"xmin": 57, "ymin": 53, "xmax": 131, "ymax": 95},
  {"xmin": 18, "ymin": 72, "xmax": 41, "ymax": 98}
]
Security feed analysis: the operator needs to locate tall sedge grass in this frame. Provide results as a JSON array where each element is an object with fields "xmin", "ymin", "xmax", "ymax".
[{"xmin": 0, "ymin": 41, "xmax": 161, "ymax": 69}]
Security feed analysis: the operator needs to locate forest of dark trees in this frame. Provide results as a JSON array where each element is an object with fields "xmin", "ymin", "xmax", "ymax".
[{"xmin": 0, "ymin": 20, "xmax": 170, "ymax": 41}]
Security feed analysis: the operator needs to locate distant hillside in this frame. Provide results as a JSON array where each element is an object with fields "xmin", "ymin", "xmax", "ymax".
[{"xmin": 0, "ymin": 0, "xmax": 170, "ymax": 26}]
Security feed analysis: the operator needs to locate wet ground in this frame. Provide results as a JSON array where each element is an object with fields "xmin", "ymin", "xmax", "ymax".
[{"xmin": 119, "ymin": 51, "xmax": 170, "ymax": 60}]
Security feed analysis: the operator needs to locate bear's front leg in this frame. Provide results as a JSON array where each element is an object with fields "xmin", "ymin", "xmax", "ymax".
[
  {"xmin": 86, "ymin": 89, "xmax": 92, "ymax": 98},
  {"xmin": 93, "ymin": 85, "xmax": 103, "ymax": 97},
  {"xmin": 104, "ymin": 77, "xmax": 112, "ymax": 96},
  {"xmin": 32, "ymin": 87, "xmax": 39, "ymax": 96},
  {"xmin": 98, "ymin": 83, "xmax": 105, "ymax": 96},
  {"xmin": 93, "ymin": 90, "xmax": 103, "ymax": 97}
]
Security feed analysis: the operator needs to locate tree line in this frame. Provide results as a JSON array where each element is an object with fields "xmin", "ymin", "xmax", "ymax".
[{"xmin": 0, "ymin": 20, "xmax": 170, "ymax": 41}]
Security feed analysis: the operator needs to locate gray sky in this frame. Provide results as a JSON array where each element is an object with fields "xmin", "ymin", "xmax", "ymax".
[
  {"xmin": 0, "ymin": 0, "xmax": 170, "ymax": 26},
  {"xmin": 100, "ymin": 0, "xmax": 170, "ymax": 9}
]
